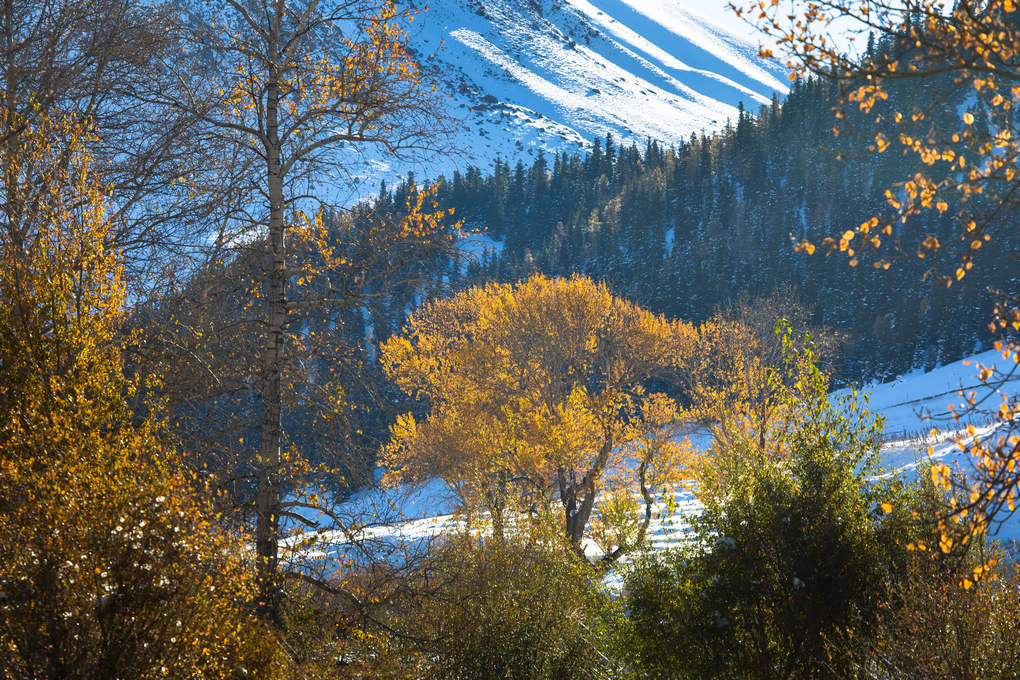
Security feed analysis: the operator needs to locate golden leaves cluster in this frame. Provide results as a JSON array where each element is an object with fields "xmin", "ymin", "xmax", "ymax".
[
  {"xmin": 752, "ymin": 0, "xmax": 1017, "ymax": 280},
  {"xmin": 0, "ymin": 112, "xmax": 275, "ymax": 678},
  {"xmin": 215, "ymin": 0, "xmax": 424, "ymax": 146},
  {"xmin": 0, "ymin": 111, "xmax": 126, "ymax": 450},
  {"xmin": 380, "ymin": 274, "xmax": 696, "ymax": 551},
  {"xmin": 741, "ymin": 0, "xmax": 1020, "ymax": 559}
]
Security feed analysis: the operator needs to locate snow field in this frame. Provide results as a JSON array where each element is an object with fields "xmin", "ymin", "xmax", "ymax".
[{"xmin": 284, "ymin": 350, "xmax": 1020, "ymax": 574}]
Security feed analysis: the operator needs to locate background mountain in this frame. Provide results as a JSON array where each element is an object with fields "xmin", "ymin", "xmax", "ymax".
[{"xmin": 359, "ymin": 0, "xmax": 788, "ymax": 185}]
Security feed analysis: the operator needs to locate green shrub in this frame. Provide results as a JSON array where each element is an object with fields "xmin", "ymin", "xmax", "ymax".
[
  {"xmin": 623, "ymin": 335, "xmax": 919, "ymax": 679},
  {"xmin": 393, "ymin": 533, "xmax": 621, "ymax": 680}
]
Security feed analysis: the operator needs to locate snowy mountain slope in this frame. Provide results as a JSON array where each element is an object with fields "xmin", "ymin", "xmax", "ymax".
[
  {"xmin": 284, "ymin": 351, "xmax": 1020, "ymax": 573},
  {"xmin": 358, "ymin": 0, "xmax": 788, "ymax": 185}
]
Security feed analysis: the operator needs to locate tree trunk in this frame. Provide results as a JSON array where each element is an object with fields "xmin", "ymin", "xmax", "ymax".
[
  {"xmin": 255, "ymin": 22, "xmax": 286, "ymax": 622},
  {"xmin": 487, "ymin": 469, "xmax": 510, "ymax": 541},
  {"xmin": 564, "ymin": 438, "xmax": 613, "ymax": 549}
]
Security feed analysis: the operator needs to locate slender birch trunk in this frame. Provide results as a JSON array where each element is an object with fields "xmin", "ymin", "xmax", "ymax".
[{"xmin": 255, "ymin": 6, "xmax": 286, "ymax": 621}]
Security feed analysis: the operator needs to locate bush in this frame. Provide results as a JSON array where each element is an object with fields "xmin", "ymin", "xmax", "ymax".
[
  {"xmin": 0, "ymin": 113, "xmax": 278, "ymax": 680},
  {"xmin": 623, "ymin": 336, "xmax": 918, "ymax": 679},
  {"xmin": 623, "ymin": 325, "xmax": 1020, "ymax": 680},
  {"xmin": 841, "ymin": 533, "xmax": 1020, "ymax": 679},
  {"xmin": 388, "ymin": 533, "xmax": 621, "ymax": 680},
  {"xmin": 0, "ymin": 429, "xmax": 281, "ymax": 680}
]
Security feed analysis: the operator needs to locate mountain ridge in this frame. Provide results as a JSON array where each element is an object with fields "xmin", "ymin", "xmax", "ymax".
[{"xmin": 362, "ymin": 0, "xmax": 788, "ymax": 184}]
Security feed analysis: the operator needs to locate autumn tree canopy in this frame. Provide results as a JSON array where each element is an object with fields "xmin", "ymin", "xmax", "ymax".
[
  {"xmin": 683, "ymin": 293, "xmax": 841, "ymax": 459},
  {"xmin": 0, "ymin": 110, "xmax": 273, "ymax": 680},
  {"xmin": 381, "ymin": 274, "xmax": 696, "ymax": 561}
]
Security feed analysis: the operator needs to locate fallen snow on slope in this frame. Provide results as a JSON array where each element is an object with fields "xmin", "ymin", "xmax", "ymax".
[
  {"xmin": 348, "ymin": 0, "xmax": 788, "ymax": 190},
  {"xmin": 860, "ymin": 350, "xmax": 1020, "ymax": 545},
  {"xmin": 847, "ymin": 349, "xmax": 1020, "ymax": 437},
  {"xmin": 289, "ymin": 351, "xmax": 1020, "ymax": 567},
  {"xmin": 613, "ymin": 0, "xmax": 787, "ymax": 94}
]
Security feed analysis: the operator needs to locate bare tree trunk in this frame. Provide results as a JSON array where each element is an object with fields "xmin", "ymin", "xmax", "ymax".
[
  {"xmin": 255, "ymin": 14, "xmax": 285, "ymax": 622},
  {"xmin": 157, "ymin": 0, "xmax": 452, "ymax": 623},
  {"xmin": 564, "ymin": 438, "xmax": 613, "ymax": 549}
]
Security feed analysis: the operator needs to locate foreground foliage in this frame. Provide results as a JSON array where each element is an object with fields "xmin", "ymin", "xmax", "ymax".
[
  {"xmin": 843, "ymin": 545, "xmax": 1020, "ymax": 680},
  {"xmin": 747, "ymin": 0, "xmax": 1020, "ymax": 559},
  {"xmin": 624, "ymin": 332, "xmax": 1020, "ymax": 679},
  {"xmin": 381, "ymin": 533, "xmax": 619, "ymax": 680},
  {"xmin": 625, "ymin": 337, "xmax": 899, "ymax": 679},
  {"xmin": 0, "ymin": 112, "xmax": 275, "ymax": 679}
]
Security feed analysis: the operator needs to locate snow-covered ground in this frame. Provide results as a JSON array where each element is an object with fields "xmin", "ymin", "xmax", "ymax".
[
  {"xmin": 344, "ymin": 0, "xmax": 788, "ymax": 192},
  {"xmin": 287, "ymin": 351, "xmax": 1020, "ymax": 568},
  {"xmin": 860, "ymin": 349, "xmax": 1020, "ymax": 546}
]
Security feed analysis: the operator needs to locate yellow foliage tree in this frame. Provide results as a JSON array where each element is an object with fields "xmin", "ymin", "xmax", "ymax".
[
  {"xmin": 381, "ymin": 274, "xmax": 696, "ymax": 561},
  {"xmin": 687, "ymin": 314, "xmax": 841, "ymax": 464},
  {"xmin": 0, "ymin": 112, "xmax": 275, "ymax": 679},
  {"xmin": 739, "ymin": 0, "xmax": 1020, "ymax": 553}
]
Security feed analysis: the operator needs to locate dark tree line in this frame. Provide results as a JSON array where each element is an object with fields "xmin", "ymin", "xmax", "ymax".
[{"xmin": 371, "ymin": 71, "xmax": 1017, "ymax": 384}]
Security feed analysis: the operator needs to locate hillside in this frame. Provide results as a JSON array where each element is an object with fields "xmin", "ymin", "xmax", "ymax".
[
  {"xmin": 365, "ymin": 71, "xmax": 1017, "ymax": 385},
  {"xmin": 362, "ymin": 0, "xmax": 787, "ymax": 184}
]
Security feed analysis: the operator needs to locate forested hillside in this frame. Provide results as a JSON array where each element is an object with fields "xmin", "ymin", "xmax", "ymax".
[
  {"xmin": 373, "ymin": 70, "xmax": 1017, "ymax": 383},
  {"xmin": 157, "ymin": 60, "xmax": 1020, "ymax": 487}
]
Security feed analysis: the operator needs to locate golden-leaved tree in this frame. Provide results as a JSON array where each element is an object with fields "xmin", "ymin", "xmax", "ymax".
[
  {"xmin": 690, "ymin": 321, "xmax": 830, "ymax": 459},
  {"xmin": 152, "ymin": 0, "xmax": 458, "ymax": 619},
  {"xmin": 684, "ymin": 295, "xmax": 842, "ymax": 463},
  {"xmin": 381, "ymin": 274, "xmax": 696, "ymax": 561},
  {"xmin": 0, "ymin": 111, "xmax": 274, "ymax": 679},
  {"xmin": 740, "ymin": 0, "xmax": 1020, "ymax": 552}
]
